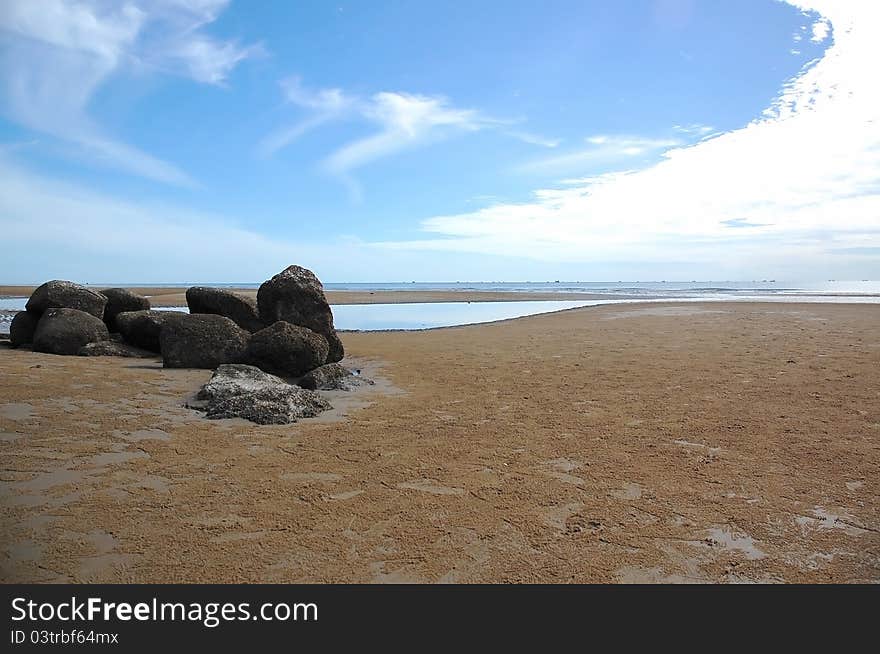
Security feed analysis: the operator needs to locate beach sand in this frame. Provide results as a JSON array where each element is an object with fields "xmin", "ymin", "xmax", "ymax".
[{"xmin": 0, "ymin": 301, "xmax": 877, "ymax": 583}]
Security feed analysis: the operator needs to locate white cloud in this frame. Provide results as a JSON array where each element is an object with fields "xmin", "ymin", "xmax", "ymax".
[
  {"xmin": 261, "ymin": 78, "xmax": 497, "ymax": 164},
  {"xmin": 323, "ymin": 91, "xmax": 498, "ymax": 175},
  {"xmin": 373, "ymin": 0, "xmax": 880, "ymax": 279},
  {"xmin": 516, "ymin": 135, "xmax": 682, "ymax": 174},
  {"xmin": 811, "ymin": 17, "xmax": 830, "ymax": 42},
  {"xmin": 672, "ymin": 124, "xmax": 715, "ymax": 136},
  {"xmin": 505, "ymin": 131, "xmax": 561, "ymax": 148},
  {"xmin": 0, "ymin": 0, "xmax": 260, "ymax": 184},
  {"xmin": 261, "ymin": 77, "xmax": 558, "ymax": 186}
]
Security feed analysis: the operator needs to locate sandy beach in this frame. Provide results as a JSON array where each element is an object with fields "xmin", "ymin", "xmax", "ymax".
[{"xmin": 1, "ymin": 300, "xmax": 877, "ymax": 583}]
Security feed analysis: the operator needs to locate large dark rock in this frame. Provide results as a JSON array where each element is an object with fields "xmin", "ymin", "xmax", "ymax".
[
  {"xmin": 77, "ymin": 341, "xmax": 156, "ymax": 358},
  {"xmin": 185, "ymin": 287, "xmax": 263, "ymax": 332},
  {"xmin": 101, "ymin": 288, "xmax": 150, "ymax": 331},
  {"xmin": 188, "ymin": 364, "xmax": 330, "ymax": 424},
  {"xmin": 245, "ymin": 321, "xmax": 328, "ymax": 378},
  {"xmin": 257, "ymin": 265, "xmax": 344, "ymax": 363},
  {"xmin": 33, "ymin": 308, "xmax": 110, "ymax": 355},
  {"xmin": 9, "ymin": 311, "xmax": 38, "ymax": 347},
  {"xmin": 160, "ymin": 314, "xmax": 249, "ymax": 369},
  {"xmin": 297, "ymin": 362, "xmax": 374, "ymax": 391},
  {"xmin": 324, "ymin": 331, "xmax": 345, "ymax": 365},
  {"xmin": 116, "ymin": 310, "xmax": 185, "ymax": 353},
  {"xmin": 26, "ymin": 280, "xmax": 106, "ymax": 319}
]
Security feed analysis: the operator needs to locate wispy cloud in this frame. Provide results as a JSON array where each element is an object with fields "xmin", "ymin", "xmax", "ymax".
[
  {"xmin": 506, "ymin": 131, "xmax": 561, "ymax": 148},
  {"xmin": 372, "ymin": 1, "xmax": 880, "ymax": 278},
  {"xmin": 322, "ymin": 91, "xmax": 501, "ymax": 176},
  {"xmin": 516, "ymin": 134, "xmax": 682, "ymax": 174},
  {"xmin": 261, "ymin": 77, "xmax": 505, "ymax": 168},
  {"xmin": 260, "ymin": 77, "xmax": 557, "ymax": 190},
  {"xmin": 0, "ymin": 0, "xmax": 261, "ymax": 184},
  {"xmin": 810, "ymin": 16, "xmax": 830, "ymax": 42},
  {"xmin": 672, "ymin": 123, "xmax": 715, "ymax": 137}
]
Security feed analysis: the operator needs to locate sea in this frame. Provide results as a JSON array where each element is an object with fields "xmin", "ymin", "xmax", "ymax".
[{"xmin": 1, "ymin": 280, "xmax": 878, "ymax": 333}]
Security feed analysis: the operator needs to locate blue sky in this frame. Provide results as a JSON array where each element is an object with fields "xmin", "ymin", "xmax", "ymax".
[{"xmin": 0, "ymin": 0, "xmax": 878, "ymax": 283}]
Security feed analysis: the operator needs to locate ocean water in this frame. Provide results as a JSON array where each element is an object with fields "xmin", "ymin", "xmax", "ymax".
[
  {"xmin": 323, "ymin": 279, "xmax": 880, "ymax": 298},
  {"xmin": 37, "ymin": 279, "xmax": 880, "ymax": 296},
  {"xmin": 1, "ymin": 281, "xmax": 878, "ymax": 333}
]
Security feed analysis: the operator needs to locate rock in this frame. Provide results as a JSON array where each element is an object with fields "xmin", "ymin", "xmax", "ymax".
[
  {"xmin": 101, "ymin": 288, "xmax": 150, "ymax": 331},
  {"xmin": 9, "ymin": 311, "xmax": 38, "ymax": 347},
  {"xmin": 26, "ymin": 280, "xmax": 106, "ymax": 319},
  {"xmin": 116, "ymin": 310, "xmax": 185, "ymax": 353},
  {"xmin": 257, "ymin": 265, "xmax": 344, "ymax": 363},
  {"xmin": 185, "ymin": 287, "xmax": 263, "ymax": 332},
  {"xmin": 160, "ymin": 313, "xmax": 249, "ymax": 369},
  {"xmin": 245, "ymin": 321, "xmax": 328, "ymax": 377},
  {"xmin": 298, "ymin": 362, "xmax": 374, "ymax": 391},
  {"xmin": 324, "ymin": 332, "xmax": 345, "ymax": 365},
  {"xmin": 189, "ymin": 364, "xmax": 330, "ymax": 424},
  {"xmin": 33, "ymin": 308, "xmax": 110, "ymax": 355},
  {"xmin": 77, "ymin": 341, "xmax": 156, "ymax": 358}
]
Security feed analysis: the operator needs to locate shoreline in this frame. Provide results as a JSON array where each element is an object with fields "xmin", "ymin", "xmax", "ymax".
[
  {"xmin": 0, "ymin": 286, "xmax": 638, "ymax": 306},
  {"xmin": 2, "ymin": 285, "xmax": 879, "ymax": 309}
]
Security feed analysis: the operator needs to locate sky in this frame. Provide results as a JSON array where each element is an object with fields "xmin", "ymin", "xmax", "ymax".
[{"xmin": 0, "ymin": 0, "xmax": 877, "ymax": 284}]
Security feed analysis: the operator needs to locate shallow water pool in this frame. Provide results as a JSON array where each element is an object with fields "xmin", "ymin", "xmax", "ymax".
[
  {"xmin": 330, "ymin": 300, "xmax": 625, "ymax": 330},
  {"xmin": 2, "ymin": 294, "xmax": 879, "ymax": 334}
]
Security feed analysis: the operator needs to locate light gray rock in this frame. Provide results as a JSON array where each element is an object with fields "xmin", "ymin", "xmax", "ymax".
[
  {"xmin": 26, "ymin": 280, "xmax": 106, "ymax": 318},
  {"xmin": 189, "ymin": 364, "xmax": 330, "ymax": 424},
  {"xmin": 33, "ymin": 308, "xmax": 110, "ymax": 355},
  {"xmin": 297, "ymin": 362, "xmax": 374, "ymax": 391}
]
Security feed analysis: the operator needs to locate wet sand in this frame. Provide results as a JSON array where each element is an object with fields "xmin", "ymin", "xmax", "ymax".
[
  {"xmin": 1, "ymin": 302, "xmax": 877, "ymax": 583},
  {"xmin": 0, "ymin": 286, "xmax": 623, "ymax": 307}
]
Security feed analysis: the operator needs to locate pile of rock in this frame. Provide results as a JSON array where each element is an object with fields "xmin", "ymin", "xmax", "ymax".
[{"xmin": 8, "ymin": 265, "xmax": 369, "ymax": 423}]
